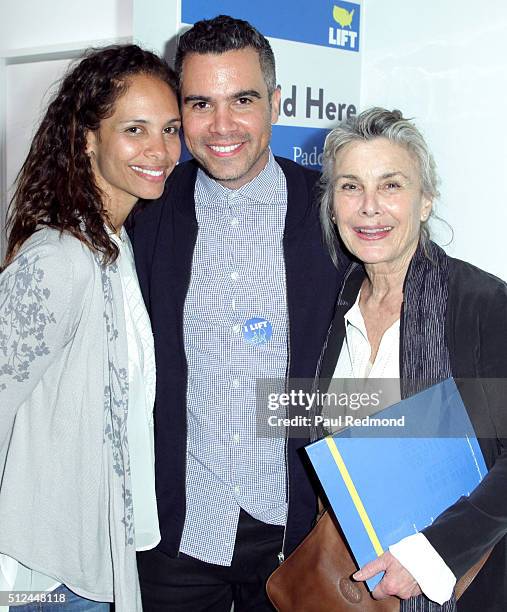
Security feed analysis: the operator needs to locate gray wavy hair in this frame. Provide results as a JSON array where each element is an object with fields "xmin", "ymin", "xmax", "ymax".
[{"xmin": 320, "ymin": 107, "xmax": 440, "ymax": 266}]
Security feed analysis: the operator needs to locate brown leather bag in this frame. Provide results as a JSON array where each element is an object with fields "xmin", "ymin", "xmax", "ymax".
[{"xmin": 266, "ymin": 510, "xmax": 491, "ymax": 612}]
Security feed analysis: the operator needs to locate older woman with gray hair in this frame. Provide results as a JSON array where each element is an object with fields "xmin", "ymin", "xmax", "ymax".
[{"xmin": 316, "ymin": 108, "xmax": 507, "ymax": 611}]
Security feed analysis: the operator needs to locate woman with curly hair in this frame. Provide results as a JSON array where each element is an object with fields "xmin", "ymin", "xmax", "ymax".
[{"xmin": 0, "ymin": 44, "xmax": 181, "ymax": 610}]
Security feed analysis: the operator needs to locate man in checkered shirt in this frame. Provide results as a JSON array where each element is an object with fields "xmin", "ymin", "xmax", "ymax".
[{"xmin": 130, "ymin": 14, "xmax": 347, "ymax": 611}]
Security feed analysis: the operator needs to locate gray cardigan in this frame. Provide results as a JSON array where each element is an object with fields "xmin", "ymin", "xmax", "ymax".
[{"xmin": 0, "ymin": 228, "xmax": 141, "ymax": 611}]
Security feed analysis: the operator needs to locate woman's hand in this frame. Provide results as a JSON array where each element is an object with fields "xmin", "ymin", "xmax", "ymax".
[{"xmin": 353, "ymin": 551, "xmax": 422, "ymax": 600}]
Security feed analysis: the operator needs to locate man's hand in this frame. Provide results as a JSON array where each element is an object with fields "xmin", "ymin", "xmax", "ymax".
[{"xmin": 353, "ymin": 551, "xmax": 422, "ymax": 600}]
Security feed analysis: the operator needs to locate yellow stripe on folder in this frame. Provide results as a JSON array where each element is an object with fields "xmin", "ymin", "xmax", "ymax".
[{"xmin": 324, "ymin": 436, "xmax": 384, "ymax": 557}]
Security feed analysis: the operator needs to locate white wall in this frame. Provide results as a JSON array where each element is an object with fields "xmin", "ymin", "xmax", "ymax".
[
  {"xmin": 0, "ymin": 0, "xmax": 133, "ymax": 50},
  {"xmin": 361, "ymin": 0, "xmax": 507, "ymax": 280},
  {"xmin": 0, "ymin": 0, "xmax": 133, "ymax": 256}
]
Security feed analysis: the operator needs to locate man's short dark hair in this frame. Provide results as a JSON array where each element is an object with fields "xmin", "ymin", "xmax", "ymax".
[{"xmin": 175, "ymin": 14, "xmax": 277, "ymax": 96}]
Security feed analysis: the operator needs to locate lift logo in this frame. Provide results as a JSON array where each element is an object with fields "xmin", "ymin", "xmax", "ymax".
[{"xmin": 329, "ymin": 1, "xmax": 360, "ymax": 52}]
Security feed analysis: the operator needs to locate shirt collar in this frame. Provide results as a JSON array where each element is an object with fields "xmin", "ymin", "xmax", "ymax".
[
  {"xmin": 344, "ymin": 290, "xmax": 368, "ymax": 338},
  {"xmin": 195, "ymin": 150, "xmax": 287, "ymax": 206},
  {"xmin": 106, "ymin": 225, "xmax": 130, "ymax": 254},
  {"xmin": 344, "ymin": 289, "xmax": 400, "ymax": 338}
]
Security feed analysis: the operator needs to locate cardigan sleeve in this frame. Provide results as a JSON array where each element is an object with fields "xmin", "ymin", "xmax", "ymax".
[
  {"xmin": 0, "ymin": 237, "xmax": 75, "ymax": 450},
  {"xmin": 422, "ymin": 282, "xmax": 507, "ymax": 580}
]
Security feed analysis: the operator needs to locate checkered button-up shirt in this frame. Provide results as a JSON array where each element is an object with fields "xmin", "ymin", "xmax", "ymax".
[{"xmin": 179, "ymin": 153, "xmax": 288, "ymax": 565}]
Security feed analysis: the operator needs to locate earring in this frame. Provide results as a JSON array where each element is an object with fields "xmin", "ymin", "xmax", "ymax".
[{"xmin": 331, "ymin": 215, "xmax": 336, "ymax": 223}]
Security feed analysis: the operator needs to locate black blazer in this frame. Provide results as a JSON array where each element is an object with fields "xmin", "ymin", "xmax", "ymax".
[{"xmin": 318, "ymin": 257, "xmax": 507, "ymax": 612}]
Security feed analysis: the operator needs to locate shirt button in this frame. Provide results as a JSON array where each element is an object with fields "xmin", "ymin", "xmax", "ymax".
[
  {"xmin": 234, "ymin": 485, "xmax": 241, "ymax": 494},
  {"xmin": 231, "ymin": 217, "xmax": 239, "ymax": 227},
  {"xmin": 232, "ymin": 379, "xmax": 240, "ymax": 389},
  {"xmin": 232, "ymin": 433, "xmax": 240, "ymax": 442},
  {"xmin": 230, "ymin": 271, "xmax": 239, "ymax": 281},
  {"xmin": 232, "ymin": 324, "xmax": 241, "ymax": 334}
]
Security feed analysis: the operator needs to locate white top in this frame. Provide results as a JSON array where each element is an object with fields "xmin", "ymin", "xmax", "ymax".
[
  {"xmin": 332, "ymin": 290, "xmax": 456, "ymax": 605},
  {"xmin": 112, "ymin": 229, "xmax": 160, "ymax": 552},
  {"xmin": 0, "ymin": 228, "xmax": 159, "ymax": 605},
  {"xmin": 334, "ymin": 290, "xmax": 401, "ymax": 380}
]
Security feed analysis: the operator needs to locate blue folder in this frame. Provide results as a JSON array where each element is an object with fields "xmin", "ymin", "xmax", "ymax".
[{"xmin": 305, "ymin": 377, "xmax": 488, "ymax": 590}]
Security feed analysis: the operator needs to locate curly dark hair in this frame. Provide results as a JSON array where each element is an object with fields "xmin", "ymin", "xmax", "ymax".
[
  {"xmin": 3, "ymin": 44, "xmax": 177, "ymax": 268},
  {"xmin": 175, "ymin": 14, "xmax": 276, "ymax": 96}
]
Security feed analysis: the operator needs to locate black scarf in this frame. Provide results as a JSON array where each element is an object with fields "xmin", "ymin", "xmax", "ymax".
[
  {"xmin": 401, "ymin": 241, "xmax": 456, "ymax": 611},
  {"xmin": 400, "ymin": 239, "xmax": 452, "ymax": 399}
]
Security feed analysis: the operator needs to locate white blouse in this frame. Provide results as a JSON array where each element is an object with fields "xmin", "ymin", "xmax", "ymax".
[
  {"xmin": 113, "ymin": 229, "xmax": 160, "ymax": 552},
  {"xmin": 332, "ymin": 290, "xmax": 456, "ymax": 606},
  {"xmin": 333, "ymin": 289, "xmax": 401, "ymax": 380}
]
